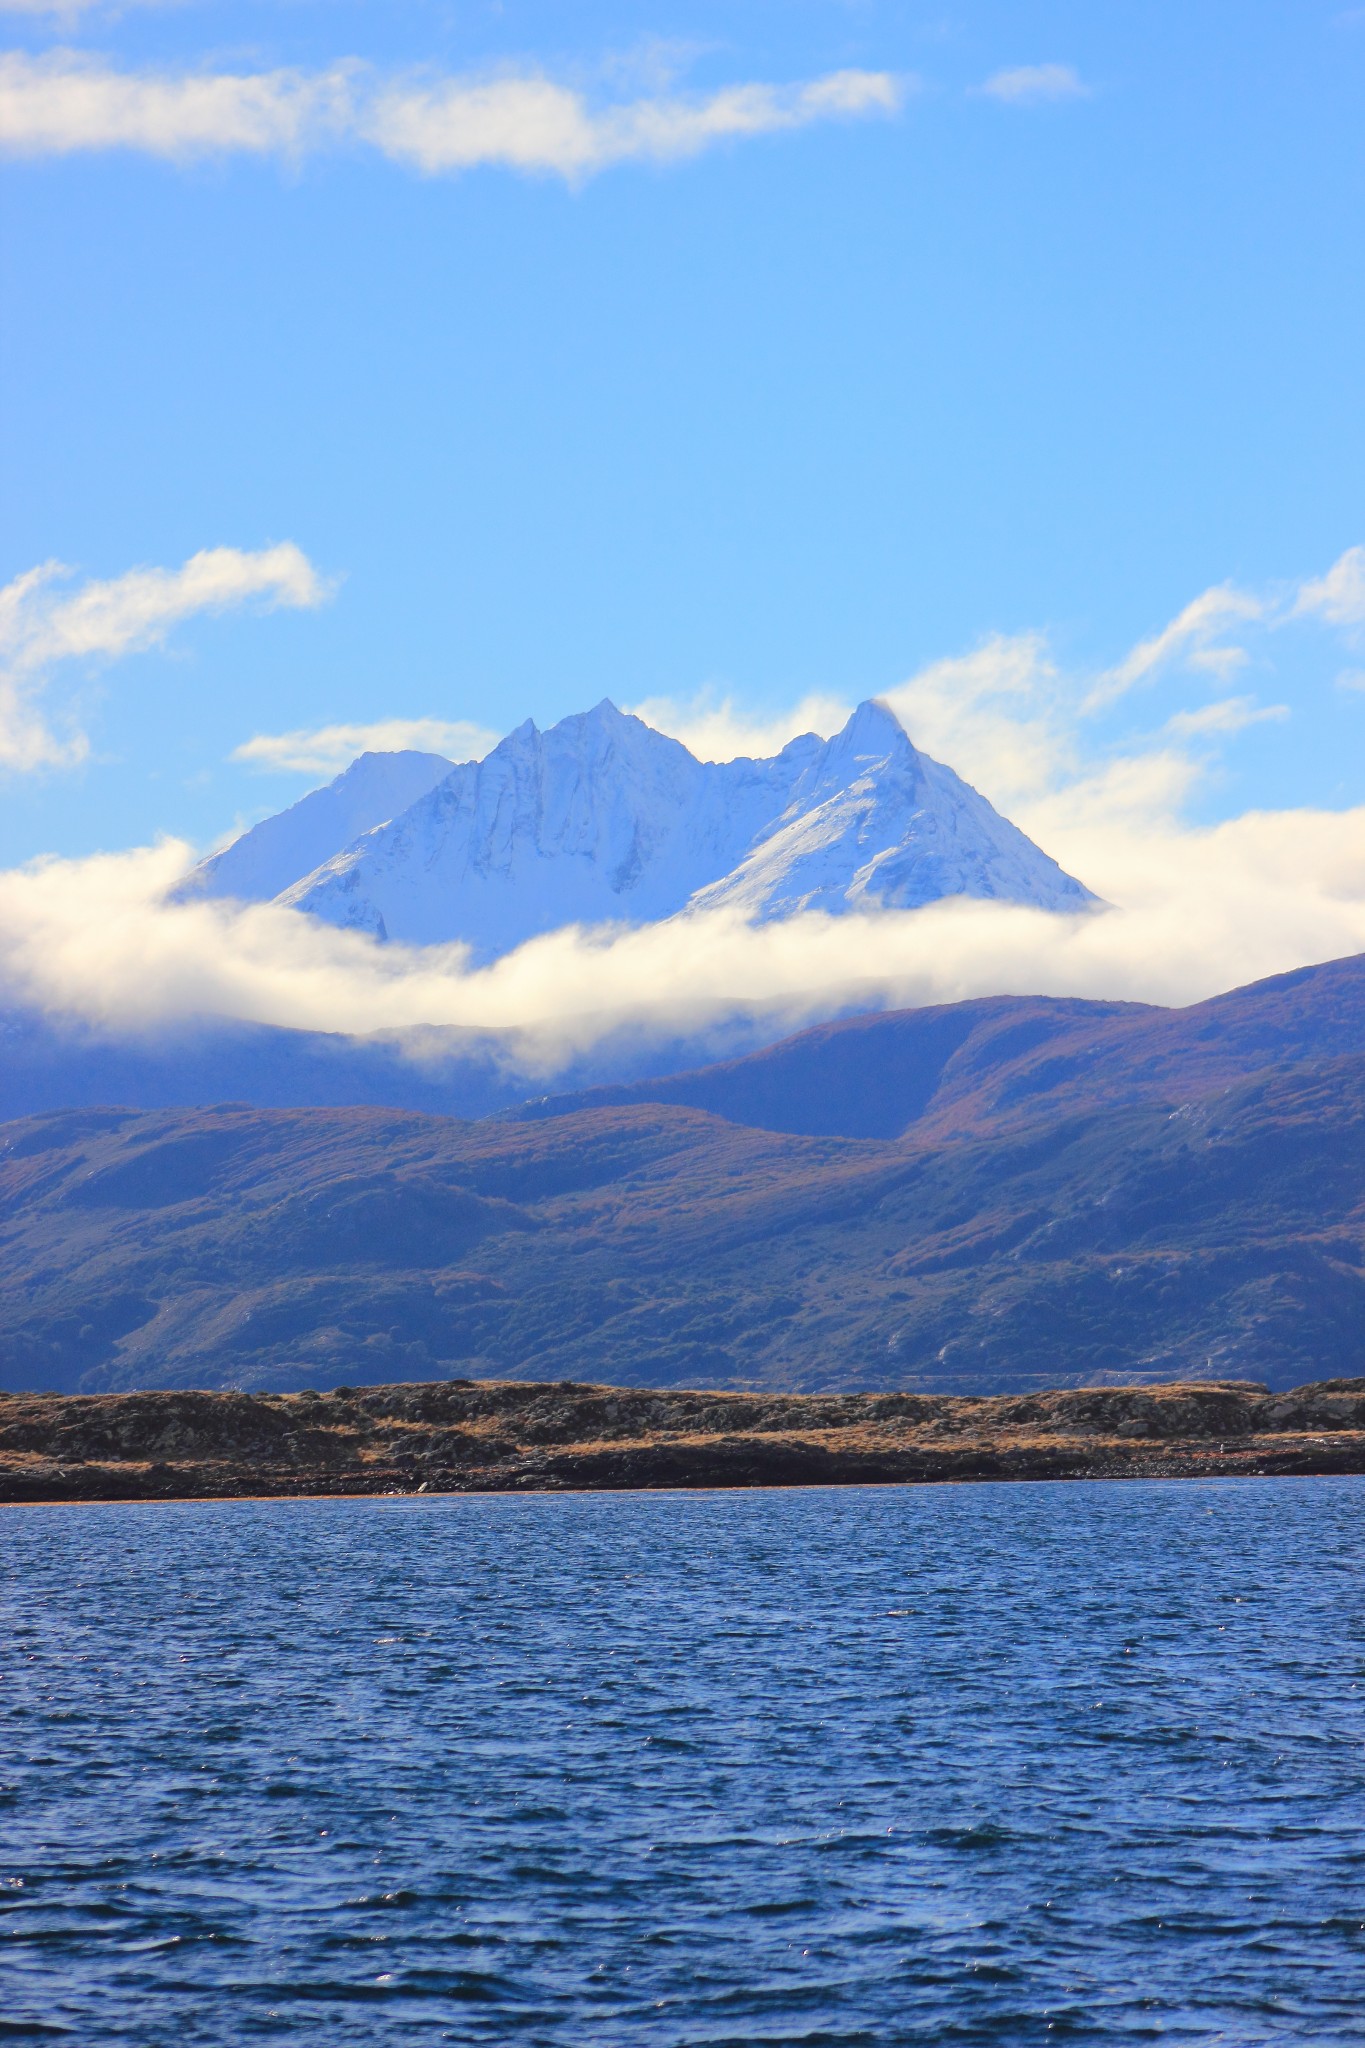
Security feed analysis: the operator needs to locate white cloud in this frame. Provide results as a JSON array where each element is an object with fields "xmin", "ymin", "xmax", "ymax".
[
  {"xmin": 4, "ymin": 802, "xmax": 1365, "ymax": 1070},
  {"xmin": 0, "ymin": 52, "xmax": 352, "ymax": 158},
  {"xmin": 1083, "ymin": 584, "xmax": 1266, "ymax": 711},
  {"xmin": 1295, "ymin": 544, "xmax": 1365, "ymax": 629},
  {"xmin": 881, "ymin": 631, "xmax": 1068, "ymax": 808},
  {"xmin": 1163, "ymin": 695, "xmax": 1288, "ymax": 739},
  {"xmin": 362, "ymin": 67, "xmax": 904, "ymax": 177},
  {"xmin": 0, "ymin": 0, "xmax": 112, "ymax": 12},
  {"xmin": 625, "ymin": 687, "xmax": 851, "ymax": 762},
  {"xmin": 0, "ymin": 0, "xmax": 176, "ymax": 10},
  {"xmin": 0, "ymin": 542, "xmax": 329, "ymax": 771},
  {"xmin": 0, "ymin": 52, "xmax": 905, "ymax": 176},
  {"xmin": 1337, "ymin": 670, "xmax": 1365, "ymax": 694},
  {"xmin": 980, "ymin": 64, "xmax": 1089, "ymax": 105},
  {"xmin": 0, "ymin": 543, "xmax": 327, "ymax": 675},
  {"xmin": 4, "ymin": 543, "xmax": 1363, "ymax": 1065},
  {"xmin": 232, "ymin": 717, "xmax": 500, "ymax": 777},
  {"xmin": 1018, "ymin": 748, "xmax": 1202, "ymax": 842},
  {"xmin": 0, "ymin": 0, "xmax": 180, "ymax": 21}
]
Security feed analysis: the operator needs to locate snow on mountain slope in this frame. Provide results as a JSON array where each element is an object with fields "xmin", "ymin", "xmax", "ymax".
[
  {"xmin": 267, "ymin": 699, "xmax": 1094, "ymax": 958},
  {"xmin": 184, "ymin": 749, "xmax": 456, "ymax": 905},
  {"xmin": 687, "ymin": 700, "xmax": 1092, "ymax": 920}
]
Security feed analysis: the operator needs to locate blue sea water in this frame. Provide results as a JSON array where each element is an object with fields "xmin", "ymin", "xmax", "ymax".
[{"xmin": 2, "ymin": 1479, "xmax": 1364, "ymax": 2044}]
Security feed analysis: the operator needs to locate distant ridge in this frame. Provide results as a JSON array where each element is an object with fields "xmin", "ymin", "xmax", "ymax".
[
  {"xmin": 2, "ymin": 951, "xmax": 1363, "ymax": 1401},
  {"xmin": 4, "ymin": 953, "xmax": 1363, "ymax": 1133},
  {"xmin": 503, "ymin": 954, "xmax": 1365, "ymax": 1140}
]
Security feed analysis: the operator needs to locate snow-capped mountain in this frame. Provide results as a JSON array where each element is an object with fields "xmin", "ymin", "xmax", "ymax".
[
  {"xmin": 186, "ymin": 748, "xmax": 456, "ymax": 906},
  {"xmin": 684, "ymin": 700, "xmax": 1089, "ymax": 922},
  {"xmin": 193, "ymin": 700, "xmax": 1095, "ymax": 957}
]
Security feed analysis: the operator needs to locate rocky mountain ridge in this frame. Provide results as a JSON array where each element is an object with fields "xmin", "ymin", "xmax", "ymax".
[{"xmin": 190, "ymin": 699, "xmax": 1095, "ymax": 958}]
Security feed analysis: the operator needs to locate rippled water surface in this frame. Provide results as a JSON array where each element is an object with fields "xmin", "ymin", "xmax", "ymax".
[{"xmin": 4, "ymin": 1479, "xmax": 1365, "ymax": 2043}]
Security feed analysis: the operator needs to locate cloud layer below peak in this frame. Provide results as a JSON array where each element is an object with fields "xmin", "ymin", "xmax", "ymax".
[
  {"xmin": 3, "ymin": 800, "xmax": 1365, "ymax": 1076},
  {"xmin": 3, "ymin": 537, "xmax": 1363, "ymax": 1068}
]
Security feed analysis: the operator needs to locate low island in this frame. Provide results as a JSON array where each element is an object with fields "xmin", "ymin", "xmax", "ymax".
[{"xmin": 2, "ymin": 1375, "xmax": 1365, "ymax": 1502}]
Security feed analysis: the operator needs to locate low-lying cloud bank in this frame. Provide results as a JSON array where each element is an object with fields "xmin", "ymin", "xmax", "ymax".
[{"xmin": 3, "ymin": 798, "xmax": 1364, "ymax": 1075}]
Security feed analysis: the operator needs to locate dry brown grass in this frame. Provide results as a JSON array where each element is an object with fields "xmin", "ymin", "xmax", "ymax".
[{"xmin": 3, "ymin": 1373, "xmax": 1364, "ymax": 1502}]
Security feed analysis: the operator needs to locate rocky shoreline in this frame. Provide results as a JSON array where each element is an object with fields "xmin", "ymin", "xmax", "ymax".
[{"xmin": 2, "ymin": 1374, "xmax": 1365, "ymax": 1503}]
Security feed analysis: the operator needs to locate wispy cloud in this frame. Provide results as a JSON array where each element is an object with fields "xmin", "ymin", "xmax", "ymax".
[
  {"xmin": 0, "ymin": 52, "xmax": 352, "ymax": 158},
  {"xmin": 636, "ymin": 546, "xmax": 1360, "ymax": 828},
  {"xmin": 0, "ymin": 543, "xmax": 326, "ymax": 674},
  {"xmin": 1163, "ymin": 695, "xmax": 1288, "ymax": 739},
  {"xmin": 0, "ymin": 0, "xmax": 115, "ymax": 14},
  {"xmin": 0, "ymin": 543, "xmax": 329, "ymax": 771},
  {"xmin": 979, "ymin": 63, "xmax": 1089, "ymax": 105},
  {"xmin": 625, "ymin": 687, "xmax": 853, "ymax": 763},
  {"xmin": 1295, "ymin": 544, "xmax": 1365, "ymax": 629},
  {"xmin": 1083, "ymin": 584, "xmax": 1266, "ymax": 712},
  {"xmin": 233, "ymin": 717, "xmax": 499, "ymax": 777},
  {"xmin": 0, "ymin": 52, "xmax": 906, "ymax": 176},
  {"xmin": 364, "ymin": 67, "xmax": 905, "ymax": 177},
  {"xmin": 1074, "ymin": 546, "xmax": 1365, "ymax": 719},
  {"xmin": 0, "ymin": 0, "xmax": 182, "ymax": 20},
  {"xmin": 881, "ymin": 631, "xmax": 1067, "ymax": 808}
]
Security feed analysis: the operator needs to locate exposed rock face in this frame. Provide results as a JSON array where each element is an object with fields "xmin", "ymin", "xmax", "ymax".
[{"xmin": 3, "ymin": 1375, "xmax": 1364, "ymax": 1501}]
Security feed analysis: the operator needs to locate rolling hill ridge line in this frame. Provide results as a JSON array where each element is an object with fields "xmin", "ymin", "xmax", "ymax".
[
  {"xmin": 2, "ymin": 951, "xmax": 1363, "ymax": 1400},
  {"xmin": 506, "ymin": 953, "xmax": 1365, "ymax": 1141}
]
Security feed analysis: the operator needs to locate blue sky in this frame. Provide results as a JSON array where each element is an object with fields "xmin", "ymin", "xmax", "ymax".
[{"xmin": 1, "ymin": 0, "xmax": 1362, "ymax": 874}]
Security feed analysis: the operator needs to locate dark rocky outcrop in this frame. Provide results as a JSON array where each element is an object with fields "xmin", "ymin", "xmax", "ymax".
[{"xmin": 4, "ymin": 1374, "xmax": 1365, "ymax": 1503}]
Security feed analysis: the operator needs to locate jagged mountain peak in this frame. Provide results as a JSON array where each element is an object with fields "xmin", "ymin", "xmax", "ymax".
[
  {"xmin": 185, "ymin": 746, "xmax": 456, "ymax": 908},
  {"xmin": 840, "ymin": 696, "xmax": 912, "ymax": 750},
  {"xmin": 582, "ymin": 695, "xmax": 630, "ymax": 724},
  {"xmin": 201, "ymin": 697, "xmax": 1095, "ymax": 959}
]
